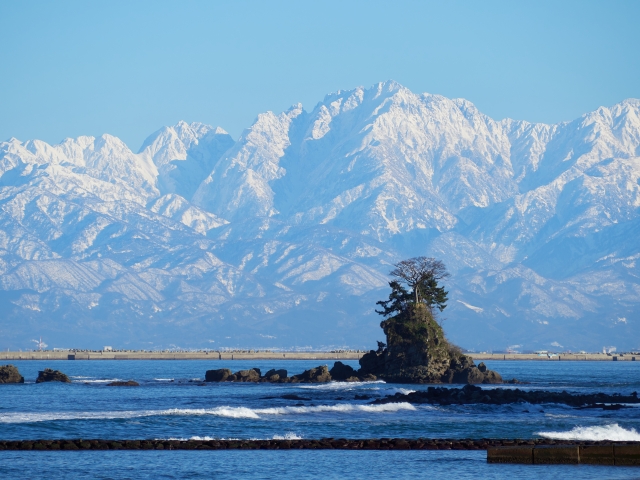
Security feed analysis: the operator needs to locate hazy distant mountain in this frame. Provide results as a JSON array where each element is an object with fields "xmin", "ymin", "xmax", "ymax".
[{"xmin": 1, "ymin": 81, "xmax": 638, "ymax": 351}]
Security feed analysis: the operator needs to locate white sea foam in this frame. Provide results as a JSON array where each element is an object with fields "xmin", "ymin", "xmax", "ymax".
[
  {"xmin": 272, "ymin": 432, "xmax": 303, "ymax": 440},
  {"xmin": 376, "ymin": 388, "xmax": 416, "ymax": 395},
  {"xmin": 0, "ymin": 402, "xmax": 414, "ymax": 424},
  {"xmin": 299, "ymin": 380, "xmax": 385, "ymax": 390},
  {"xmin": 538, "ymin": 423, "xmax": 640, "ymax": 441},
  {"xmin": 253, "ymin": 402, "xmax": 415, "ymax": 416},
  {"xmin": 80, "ymin": 379, "xmax": 122, "ymax": 384},
  {"xmin": 543, "ymin": 413, "xmax": 576, "ymax": 419},
  {"xmin": 165, "ymin": 433, "xmax": 302, "ymax": 441},
  {"xmin": 153, "ymin": 378, "xmax": 174, "ymax": 381},
  {"xmin": 70, "ymin": 376, "xmax": 124, "ymax": 383},
  {"xmin": 0, "ymin": 407, "xmax": 258, "ymax": 423}
]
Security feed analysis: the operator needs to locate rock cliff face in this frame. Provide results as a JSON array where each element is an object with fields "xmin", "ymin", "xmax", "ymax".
[
  {"xmin": 0, "ymin": 364, "xmax": 24, "ymax": 383},
  {"xmin": 358, "ymin": 305, "xmax": 502, "ymax": 384}
]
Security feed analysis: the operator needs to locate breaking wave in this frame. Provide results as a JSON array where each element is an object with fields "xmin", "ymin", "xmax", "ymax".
[
  {"xmin": 299, "ymin": 380, "xmax": 385, "ymax": 390},
  {"xmin": 271, "ymin": 432, "xmax": 303, "ymax": 440},
  {"xmin": 80, "ymin": 379, "xmax": 123, "ymax": 384},
  {"xmin": 70, "ymin": 376, "xmax": 123, "ymax": 383},
  {"xmin": 376, "ymin": 388, "xmax": 416, "ymax": 396},
  {"xmin": 253, "ymin": 403, "xmax": 415, "ymax": 415},
  {"xmin": 0, "ymin": 402, "xmax": 415, "ymax": 424},
  {"xmin": 538, "ymin": 423, "xmax": 640, "ymax": 441},
  {"xmin": 165, "ymin": 433, "xmax": 303, "ymax": 441}
]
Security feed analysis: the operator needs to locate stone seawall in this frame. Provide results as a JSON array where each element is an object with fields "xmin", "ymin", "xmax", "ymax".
[{"xmin": 0, "ymin": 438, "xmax": 638, "ymax": 462}]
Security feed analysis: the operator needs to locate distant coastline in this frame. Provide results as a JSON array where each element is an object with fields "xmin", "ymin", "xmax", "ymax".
[
  {"xmin": 1, "ymin": 351, "xmax": 637, "ymax": 361},
  {"xmin": 1, "ymin": 350, "xmax": 364, "ymax": 361}
]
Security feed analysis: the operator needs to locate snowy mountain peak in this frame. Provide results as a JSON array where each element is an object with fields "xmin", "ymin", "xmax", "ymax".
[
  {"xmin": 139, "ymin": 121, "xmax": 223, "ymax": 167},
  {"xmin": 1, "ymin": 83, "xmax": 639, "ymax": 351}
]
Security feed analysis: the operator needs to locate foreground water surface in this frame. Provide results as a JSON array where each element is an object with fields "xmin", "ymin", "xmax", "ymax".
[{"xmin": 1, "ymin": 360, "xmax": 639, "ymax": 478}]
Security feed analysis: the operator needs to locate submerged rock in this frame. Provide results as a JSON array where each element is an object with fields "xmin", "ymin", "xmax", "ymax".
[
  {"xmin": 281, "ymin": 394, "xmax": 311, "ymax": 401},
  {"xmin": 107, "ymin": 380, "xmax": 139, "ymax": 386},
  {"xmin": 0, "ymin": 364, "xmax": 24, "ymax": 384},
  {"xmin": 373, "ymin": 383, "xmax": 640, "ymax": 407},
  {"xmin": 36, "ymin": 368, "xmax": 71, "ymax": 383}
]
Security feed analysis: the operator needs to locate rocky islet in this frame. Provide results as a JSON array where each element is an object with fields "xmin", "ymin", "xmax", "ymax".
[
  {"xmin": 0, "ymin": 364, "xmax": 24, "ymax": 383},
  {"xmin": 205, "ymin": 366, "xmax": 334, "ymax": 384},
  {"xmin": 204, "ymin": 303, "xmax": 504, "ymax": 386},
  {"xmin": 35, "ymin": 368, "xmax": 72, "ymax": 383}
]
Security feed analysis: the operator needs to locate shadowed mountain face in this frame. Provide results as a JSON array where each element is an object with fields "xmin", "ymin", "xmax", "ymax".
[{"xmin": 1, "ymin": 81, "xmax": 639, "ymax": 351}]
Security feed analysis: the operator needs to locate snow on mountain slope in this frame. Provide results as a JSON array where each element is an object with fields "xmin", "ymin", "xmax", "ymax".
[
  {"xmin": 193, "ymin": 105, "xmax": 303, "ymax": 219},
  {"xmin": 1, "ymin": 82, "xmax": 639, "ymax": 351},
  {"xmin": 140, "ymin": 121, "xmax": 235, "ymax": 199}
]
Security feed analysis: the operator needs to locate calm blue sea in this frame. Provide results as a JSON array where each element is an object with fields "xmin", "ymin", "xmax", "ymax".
[{"xmin": 1, "ymin": 360, "xmax": 640, "ymax": 479}]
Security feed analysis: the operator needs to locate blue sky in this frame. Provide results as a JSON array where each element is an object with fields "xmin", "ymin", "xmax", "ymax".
[{"xmin": 1, "ymin": 0, "xmax": 639, "ymax": 150}]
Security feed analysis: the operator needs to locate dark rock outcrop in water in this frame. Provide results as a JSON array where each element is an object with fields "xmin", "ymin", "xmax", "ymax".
[
  {"xmin": 205, "ymin": 365, "xmax": 335, "ymax": 384},
  {"xmin": 329, "ymin": 361, "xmax": 357, "ymax": 381},
  {"xmin": 204, "ymin": 305, "xmax": 504, "ymax": 385},
  {"xmin": 107, "ymin": 380, "xmax": 139, "ymax": 386},
  {"xmin": 35, "ymin": 368, "xmax": 71, "ymax": 383},
  {"xmin": 264, "ymin": 369, "xmax": 287, "ymax": 382},
  {"xmin": 358, "ymin": 304, "xmax": 502, "ymax": 384},
  {"xmin": 229, "ymin": 369, "xmax": 261, "ymax": 382},
  {"xmin": 0, "ymin": 364, "xmax": 24, "ymax": 383},
  {"xmin": 205, "ymin": 368, "xmax": 232, "ymax": 382},
  {"xmin": 373, "ymin": 383, "xmax": 640, "ymax": 407},
  {"xmin": 290, "ymin": 365, "xmax": 331, "ymax": 383}
]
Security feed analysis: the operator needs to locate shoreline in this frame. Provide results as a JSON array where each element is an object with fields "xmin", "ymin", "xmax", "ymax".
[{"xmin": 1, "ymin": 351, "xmax": 637, "ymax": 361}]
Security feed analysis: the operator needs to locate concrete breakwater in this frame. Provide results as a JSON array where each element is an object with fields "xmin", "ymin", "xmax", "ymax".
[
  {"xmin": 488, "ymin": 444, "xmax": 640, "ymax": 465},
  {"xmin": 0, "ymin": 351, "xmax": 364, "ymax": 361},
  {"xmin": 0, "ymin": 438, "xmax": 637, "ymax": 454},
  {"xmin": 473, "ymin": 353, "xmax": 638, "ymax": 361}
]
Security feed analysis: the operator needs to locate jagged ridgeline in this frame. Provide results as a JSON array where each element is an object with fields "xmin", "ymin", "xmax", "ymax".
[
  {"xmin": 358, "ymin": 257, "xmax": 502, "ymax": 384},
  {"xmin": 1, "ymin": 82, "xmax": 640, "ymax": 349}
]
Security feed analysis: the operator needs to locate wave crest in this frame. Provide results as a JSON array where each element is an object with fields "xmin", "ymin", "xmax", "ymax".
[
  {"xmin": 0, "ymin": 402, "xmax": 414, "ymax": 424},
  {"xmin": 538, "ymin": 423, "xmax": 640, "ymax": 441}
]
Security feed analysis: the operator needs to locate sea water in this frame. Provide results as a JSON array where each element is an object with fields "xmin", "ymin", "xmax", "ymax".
[{"xmin": 1, "ymin": 360, "xmax": 640, "ymax": 479}]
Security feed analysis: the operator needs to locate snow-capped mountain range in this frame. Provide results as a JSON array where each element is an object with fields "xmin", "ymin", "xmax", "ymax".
[{"xmin": 1, "ymin": 81, "xmax": 639, "ymax": 351}]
